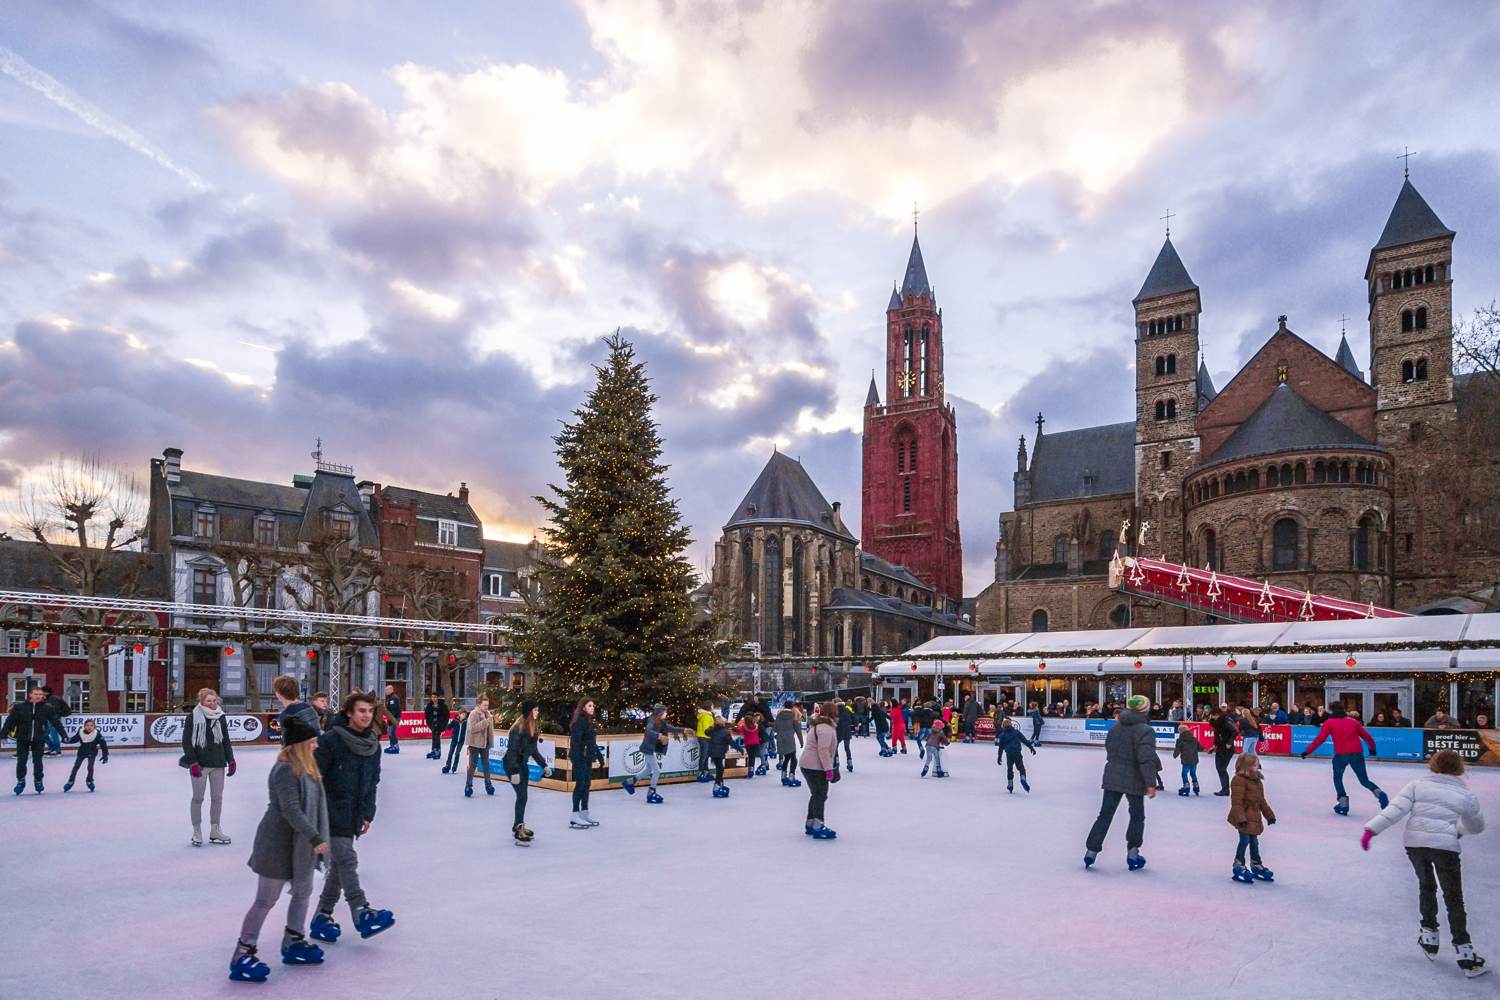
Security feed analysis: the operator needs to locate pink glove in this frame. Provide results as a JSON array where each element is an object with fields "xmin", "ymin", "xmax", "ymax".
[
  {"xmin": 190, "ymin": 764, "xmax": 202, "ymax": 778},
  {"xmin": 227, "ymin": 760, "xmax": 237, "ymax": 777},
  {"xmin": 826, "ymin": 770, "xmax": 835, "ymax": 779},
  {"xmin": 1360, "ymin": 829, "xmax": 1374, "ymax": 852}
]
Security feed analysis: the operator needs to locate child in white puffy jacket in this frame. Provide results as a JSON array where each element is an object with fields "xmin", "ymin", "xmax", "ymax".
[{"xmin": 1362, "ymin": 749, "xmax": 1487, "ymax": 978}]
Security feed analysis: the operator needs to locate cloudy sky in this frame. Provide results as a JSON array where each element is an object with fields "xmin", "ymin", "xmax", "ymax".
[{"xmin": 2, "ymin": 0, "xmax": 1499, "ymax": 594}]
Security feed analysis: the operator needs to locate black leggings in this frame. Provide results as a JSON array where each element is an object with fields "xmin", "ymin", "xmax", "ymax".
[
  {"xmin": 68, "ymin": 752, "xmax": 98, "ymax": 784},
  {"xmin": 804, "ymin": 767, "xmax": 829, "ymax": 823},
  {"xmin": 779, "ymin": 753, "xmax": 797, "ymax": 778},
  {"xmin": 711, "ymin": 755, "xmax": 725, "ymax": 783},
  {"xmin": 572, "ymin": 768, "xmax": 590, "ymax": 811},
  {"xmin": 1215, "ymin": 748, "xmax": 1234, "ymax": 792},
  {"xmin": 13, "ymin": 741, "xmax": 42, "ymax": 783},
  {"xmin": 746, "ymin": 745, "xmax": 760, "ymax": 771},
  {"xmin": 1004, "ymin": 750, "xmax": 1027, "ymax": 781},
  {"xmin": 1408, "ymin": 846, "xmax": 1468, "ymax": 945},
  {"xmin": 512, "ymin": 772, "xmax": 530, "ymax": 828},
  {"xmin": 430, "ymin": 729, "xmax": 443, "ymax": 755}
]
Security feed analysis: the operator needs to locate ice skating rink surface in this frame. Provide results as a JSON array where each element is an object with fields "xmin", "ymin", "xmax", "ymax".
[{"xmin": 3, "ymin": 739, "xmax": 1497, "ymax": 999}]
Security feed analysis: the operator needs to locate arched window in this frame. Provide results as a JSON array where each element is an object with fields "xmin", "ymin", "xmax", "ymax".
[
  {"xmin": 1401, "ymin": 309, "xmax": 1414, "ymax": 332},
  {"xmin": 1415, "ymin": 358, "xmax": 1428, "ymax": 381},
  {"xmin": 1294, "ymin": 462, "xmax": 1307, "ymax": 485},
  {"xmin": 1339, "ymin": 461, "xmax": 1351, "ymax": 483},
  {"xmin": 739, "ymin": 538, "xmax": 754, "ymax": 638},
  {"xmin": 1166, "ymin": 354, "xmax": 1177, "ymax": 374},
  {"xmin": 1154, "ymin": 400, "xmax": 1166, "ymax": 420},
  {"xmin": 831, "ymin": 617, "xmax": 844, "ymax": 656},
  {"xmin": 920, "ymin": 326, "xmax": 930, "ymax": 394},
  {"xmin": 1248, "ymin": 469, "xmax": 1259, "ymax": 489},
  {"xmin": 1425, "ymin": 265, "xmax": 1435, "ymax": 283},
  {"xmin": 1109, "ymin": 605, "xmax": 1130, "ymax": 627},
  {"xmin": 1281, "ymin": 463, "xmax": 1293, "ymax": 486},
  {"xmin": 851, "ymin": 618, "xmax": 864, "ymax": 656},
  {"xmin": 1416, "ymin": 306, "xmax": 1428, "ymax": 330},
  {"xmin": 763, "ymin": 535, "xmax": 783, "ymax": 652},
  {"xmin": 1053, "ymin": 537, "xmax": 1068, "ymax": 564},
  {"xmin": 1402, "ymin": 360, "xmax": 1415, "ymax": 382},
  {"xmin": 878, "ymin": 581, "xmax": 889, "ymax": 596},
  {"xmin": 791, "ymin": 538, "xmax": 806, "ymax": 653},
  {"xmin": 1354, "ymin": 516, "xmax": 1373, "ymax": 571},
  {"xmin": 1234, "ymin": 470, "xmax": 1247, "ymax": 492},
  {"xmin": 901, "ymin": 327, "xmax": 914, "ymax": 397},
  {"xmin": 1272, "ymin": 518, "xmax": 1299, "ymax": 571},
  {"xmin": 1154, "ymin": 399, "xmax": 1176, "ymax": 421},
  {"xmin": 1167, "ymin": 399, "xmax": 1177, "ymax": 419},
  {"xmin": 1155, "ymin": 356, "xmax": 1166, "ymax": 376},
  {"xmin": 1031, "ymin": 609, "xmax": 1049, "ymax": 633},
  {"xmin": 1266, "ymin": 465, "xmax": 1279, "ymax": 487},
  {"xmin": 1099, "ymin": 530, "xmax": 1117, "ymax": 560},
  {"xmin": 1313, "ymin": 460, "xmax": 1326, "ymax": 483},
  {"xmin": 1203, "ymin": 527, "xmax": 1217, "ymax": 570}
]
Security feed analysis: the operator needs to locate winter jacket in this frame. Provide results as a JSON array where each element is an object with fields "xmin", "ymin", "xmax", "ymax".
[
  {"xmin": 1269, "ymin": 709, "xmax": 1289, "ymax": 725},
  {"xmin": 46, "ymin": 694, "xmax": 72, "ymax": 720},
  {"xmin": 65, "ymin": 728, "xmax": 109, "ymax": 761},
  {"xmin": 871, "ymin": 704, "xmax": 890, "ymax": 735},
  {"xmin": 995, "ymin": 727, "xmax": 1034, "ymax": 756},
  {"xmin": 774, "ymin": 709, "xmax": 803, "ymax": 753},
  {"xmin": 180, "ymin": 711, "xmax": 235, "ymax": 770},
  {"xmin": 1304, "ymin": 717, "xmax": 1376, "ymax": 757},
  {"xmin": 1210, "ymin": 715, "xmax": 1238, "ymax": 753},
  {"xmin": 424, "ymin": 699, "xmax": 449, "ymax": 732},
  {"xmin": 961, "ymin": 700, "xmax": 979, "ymax": 724},
  {"xmin": 249, "ymin": 761, "xmax": 329, "ymax": 881},
  {"xmin": 1237, "ymin": 715, "xmax": 1261, "ymax": 737},
  {"xmin": 800, "ymin": 718, "xmax": 837, "ymax": 772},
  {"xmin": 1366, "ymin": 773, "xmax": 1485, "ymax": 852},
  {"xmin": 569, "ymin": 715, "xmax": 599, "ymax": 772},
  {"xmin": 695, "ymin": 709, "xmax": 714, "ymax": 739},
  {"xmin": 890, "ymin": 708, "xmax": 907, "ymax": 739},
  {"xmin": 912, "ymin": 706, "xmax": 935, "ymax": 730},
  {"xmin": 1171, "ymin": 731, "xmax": 1200, "ymax": 766},
  {"xmin": 640, "ymin": 717, "xmax": 685, "ymax": 755},
  {"xmin": 1, "ymin": 701, "xmax": 66, "ymax": 744},
  {"xmin": 384, "ymin": 694, "xmax": 402, "ymax": 725},
  {"xmin": 503, "ymin": 724, "xmax": 548, "ymax": 777},
  {"xmin": 1028, "ymin": 707, "xmax": 1045, "ymax": 728},
  {"xmin": 925, "ymin": 726, "xmax": 950, "ymax": 750},
  {"xmin": 314, "ymin": 723, "xmax": 381, "ymax": 838},
  {"xmin": 1100, "ymin": 710, "xmax": 1160, "ymax": 796},
  {"xmin": 465, "ymin": 708, "xmax": 494, "ymax": 749},
  {"xmin": 835, "ymin": 707, "xmax": 853, "ymax": 741},
  {"xmin": 1227, "ymin": 772, "xmax": 1276, "ymax": 836},
  {"xmin": 735, "ymin": 721, "xmax": 761, "ymax": 746},
  {"xmin": 706, "ymin": 722, "xmax": 733, "ymax": 759}
]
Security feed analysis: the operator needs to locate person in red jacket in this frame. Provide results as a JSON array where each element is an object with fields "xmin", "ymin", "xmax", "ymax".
[
  {"xmin": 1301, "ymin": 703, "xmax": 1388, "ymax": 815},
  {"xmin": 734, "ymin": 714, "xmax": 763, "ymax": 781}
]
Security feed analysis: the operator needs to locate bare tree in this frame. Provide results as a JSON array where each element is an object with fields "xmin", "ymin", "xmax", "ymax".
[
  {"xmin": 1455, "ymin": 301, "xmax": 1500, "ymax": 379},
  {"xmin": 282, "ymin": 527, "xmax": 382, "ymax": 701},
  {"xmin": 211, "ymin": 520, "xmax": 290, "ymax": 711},
  {"xmin": 15, "ymin": 455, "xmax": 152, "ymax": 711},
  {"xmin": 384, "ymin": 563, "xmax": 477, "ymax": 703}
]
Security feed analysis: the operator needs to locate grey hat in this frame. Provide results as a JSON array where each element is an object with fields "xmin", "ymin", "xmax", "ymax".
[{"xmin": 651, "ymin": 703, "xmax": 667, "ymax": 715}]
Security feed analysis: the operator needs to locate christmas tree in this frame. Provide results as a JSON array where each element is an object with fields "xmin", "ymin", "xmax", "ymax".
[{"xmin": 511, "ymin": 332, "xmax": 724, "ymax": 730}]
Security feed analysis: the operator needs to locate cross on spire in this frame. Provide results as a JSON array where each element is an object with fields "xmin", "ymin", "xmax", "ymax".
[
  {"xmin": 1339, "ymin": 313, "xmax": 1349, "ymax": 337},
  {"xmin": 1398, "ymin": 146, "xmax": 1416, "ymax": 178},
  {"xmin": 912, "ymin": 201, "xmax": 920, "ymax": 233},
  {"xmin": 1035, "ymin": 411, "xmax": 1045, "ymax": 436},
  {"xmin": 1160, "ymin": 208, "xmax": 1175, "ymax": 238}
]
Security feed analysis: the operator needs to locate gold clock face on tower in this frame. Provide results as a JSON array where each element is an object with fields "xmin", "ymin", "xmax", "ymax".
[{"xmin": 898, "ymin": 370, "xmax": 918, "ymax": 392}]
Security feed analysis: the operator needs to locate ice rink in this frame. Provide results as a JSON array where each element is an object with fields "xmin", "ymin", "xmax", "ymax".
[{"xmin": 4, "ymin": 737, "xmax": 1497, "ymax": 999}]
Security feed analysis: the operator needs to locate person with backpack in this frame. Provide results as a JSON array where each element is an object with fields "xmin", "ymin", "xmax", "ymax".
[
  {"xmin": 310, "ymin": 692, "xmax": 393, "ymax": 945},
  {"xmin": 1362, "ymin": 748, "xmax": 1487, "ymax": 978},
  {"xmin": 569, "ymin": 697, "xmax": 601, "ymax": 828},
  {"xmin": 1084, "ymin": 694, "xmax": 1160, "ymax": 871},
  {"xmin": 62, "ymin": 718, "xmax": 109, "ymax": 792},
  {"xmin": 502, "ymin": 700, "xmax": 551, "ymax": 844},
  {"xmin": 1301, "ymin": 702, "xmax": 1388, "ymax": 816},
  {"xmin": 800, "ymin": 703, "xmax": 838, "ymax": 840}
]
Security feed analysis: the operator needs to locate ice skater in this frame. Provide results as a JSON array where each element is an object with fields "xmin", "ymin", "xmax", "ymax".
[
  {"xmin": 1027, "ymin": 700, "xmax": 1045, "ymax": 745},
  {"xmin": 706, "ymin": 715, "xmax": 732, "ymax": 797},
  {"xmin": 1172, "ymin": 723, "xmax": 1200, "ymax": 796},
  {"xmin": 994, "ymin": 717, "xmax": 1036, "ymax": 792},
  {"xmin": 890, "ymin": 699, "xmax": 908, "ymax": 755},
  {"xmin": 310, "ymin": 692, "xmax": 394, "ymax": 944},
  {"xmin": 227, "ymin": 714, "xmax": 330, "ymax": 983},
  {"xmin": 182, "ymin": 687, "xmax": 236, "ymax": 846},
  {"xmin": 835, "ymin": 700, "xmax": 854, "ymax": 771},
  {"xmin": 626, "ymin": 704, "xmax": 687, "ymax": 803},
  {"xmin": 800, "ymin": 703, "xmax": 837, "ymax": 839},
  {"xmin": 1083, "ymin": 694, "xmax": 1159, "ymax": 871},
  {"xmin": 1210, "ymin": 704, "xmax": 1237, "ymax": 796},
  {"xmin": 1362, "ymin": 748, "xmax": 1487, "ymax": 978},
  {"xmin": 441, "ymin": 706, "xmax": 467, "ymax": 774},
  {"xmin": 1300, "ymin": 703, "xmax": 1388, "ymax": 815},
  {"xmin": 920, "ymin": 718, "xmax": 950, "ymax": 778},
  {"xmin": 960, "ymin": 695, "xmax": 979, "ymax": 743},
  {"xmin": 735, "ymin": 713, "xmax": 763, "ymax": 779},
  {"xmin": 912, "ymin": 700, "xmax": 935, "ymax": 759},
  {"xmin": 2, "ymin": 686, "xmax": 68, "ymax": 794},
  {"xmin": 502, "ymin": 700, "xmax": 551, "ymax": 845},
  {"xmin": 63, "ymin": 718, "xmax": 109, "ymax": 792},
  {"xmin": 41, "ymin": 686, "xmax": 69, "ymax": 756},
  {"xmin": 569, "ymin": 697, "xmax": 600, "ymax": 828},
  {"xmin": 1227, "ymin": 753, "xmax": 1276, "ymax": 884},
  {"xmin": 872, "ymin": 700, "xmax": 892, "ymax": 756},
  {"xmin": 694, "ymin": 700, "xmax": 715, "ymax": 782},
  {"xmin": 463, "ymin": 695, "xmax": 495, "ymax": 798},
  {"xmin": 423, "ymin": 691, "xmax": 449, "ymax": 760},
  {"xmin": 381, "ymin": 685, "xmax": 402, "ymax": 754},
  {"xmin": 774, "ymin": 704, "xmax": 803, "ymax": 784}
]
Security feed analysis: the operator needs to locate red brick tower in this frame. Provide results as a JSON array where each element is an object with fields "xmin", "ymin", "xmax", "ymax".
[{"xmin": 861, "ymin": 230, "xmax": 963, "ymax": 609}]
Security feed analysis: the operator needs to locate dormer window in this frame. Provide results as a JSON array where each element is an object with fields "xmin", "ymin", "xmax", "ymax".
[
  {"xmin": 255, "ymin": 515, "xmax": 276, "ymax": 547},
  {"xmin": 437, "ymin": 519, "xmax": 458, "ymax": 547},
  {"xmin": 324, "ymin": 509, "xmax": 354, "ymax": 539},
  {"xmin": 193, "ymin": 507, "xmax": 217, "ymax": 540}
]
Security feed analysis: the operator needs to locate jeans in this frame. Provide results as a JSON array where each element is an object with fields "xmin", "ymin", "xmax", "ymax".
[
  {"xmin": 779, "ymin": 753, "xmax": 797, "ymax": 779},
  {"xmin": 1086, "ymin": 790, "xmax": 1145, "ymax": 852},
  {"xmin": 1235, "ymin": 831, "xmax": 1261, "ymax": 865},
  {"xmin": 1031, "ymin": 720, "xmax": 1043, "ymax": 743},
  {"xmin": 317, "ymin": 836, "xmax": 368, "ymax": 917},
  {"xmin": 444, "ymin": 731, "xmax": 464, "ymax": 771},
  {"xmin": 240, "ymin": 873, "xmax": 312, "ymax": 947},
  {"xmin": 925, "ymin": 747, "xmax": 944, "ymax": 772},
  {"xmin": 804, "ymin": 767, "xmax": 829, "ymax": 824},
  {"xmin": 68, "ymin": 752, "xmax": 97, "ymax": 784},
  {"xmin": 13, "ymin": 740, "xmax": 43, "ymax": 783},
  {"xmin": 1332, "ymin": 753, "xmax": 1380, "ymax": 799},
  {"xmin": 1003, "ymin": 750, "xmax": 1027, "ymax": 781},
  {"xmin": 510, "ymin": 771, "xmax": 530, "ymax": 828},
  {"xmin": 465, "ymin": 747, "xmax": 492, "ymax": 788},
  {"xmin": 45, "ymin": 724, "xmax": 61, "ymax": 753},
  {"xmin": 1180, "ymin": 763, "xmax": 1198, "ymax": 787},
  {"xmin": 190, "ymin": 767, "xmax": 225, "ymax": 829},
  {"xmin": 876, "ymin": 731, "xmax": 890, "ymax": 753},
  {"xmin": 1215, "ymin": 748, "xmax": 1234, "ymax": 792},
  {"xmin": 1242, "ymin": 736, "xmax": 1259, "ymax": 756},
  {"xmin": 916, "ymin": 728, "xmax": 931, "ymax": 755},
  {"xmin": 1407, "ymin": 846, "xmax": 1468, "ymax": 945},
  {"xmin": 839, "ymin": 737, "xmax": 852, "ymax": 767},
  {"xmin": 697, "ymin": 737, "xmax": 710, "ymax": 775}
]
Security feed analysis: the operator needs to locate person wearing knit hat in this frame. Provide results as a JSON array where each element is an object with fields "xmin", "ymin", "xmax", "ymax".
[
  {"xmin": 229, "ymin": 702, "xmax": 331, "ymax": 982},
  {"xmin": 502, "ymin": 701, "xmax": 551, "ymax": 844},
  {"xmin": 1083, "ymin": 693, "xmax": 1162, "ymax": 872}
]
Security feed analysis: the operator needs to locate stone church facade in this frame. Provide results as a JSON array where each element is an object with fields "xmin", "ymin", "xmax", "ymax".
[{"xmin": 976, "ymin": 178, "xmax": 1500, "ymax": 634}]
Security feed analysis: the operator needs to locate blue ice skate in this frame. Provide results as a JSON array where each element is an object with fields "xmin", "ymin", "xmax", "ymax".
[
  {"xmin": 12, "ymin": 782, "xmax": 22, "ymax": 795},
  {"xmin": 646, "ymin": 790, "xmax": 664, "ymax": 804},
  {"xmin": 86, "ymin": 779, "xmax": 95, "ymax": 792},
  {"xmin": 1251, "ymin": 865, "xmax": 1275, "ymax": 882},
  {"xmin": 1007, "ymin": 781, "xmax": 1013, "ymax": 794},
  {"xmin": 696, "ymin": 772, "xmax": 712, "ymax": 783},
  {"xmin": 1178, "ymin": 785, "xmax": 1190, "ymax": 797},
  {"xmin": 1083, "ymin": 851, "xmax": 1097, "ymax": 869},
  {"xmin": 485, "ymin": 782, "xmax": 495, "ymax": 796},
  {"xmin": 1020, "ymin": 776, "xmax": 1030, "ymax": 793},
  {"xmin": 383, "ymin": 745, "xmax": 399, "ymax": 755},
  {"xmin": 712, "ymin": 784, "xmax": 730, "ymax": 798},
  {"xmin": 1375, "ymin": 788, "xmax": 1389, "ymax": 810},
  {"xmin": 64, "ymin": 781, "xmax": 74, "ymax": 792},
  {"xmin": 309, "ymin": 913, "xmax": 340, "ymax": 942},
  {"xmin": 464, "ymin": 785, "xmax": 473, "ymax": 798},
  {"xmin": 441, "ymin": 765, "xmax": 451, "ymax": 773},
  {"xmin": 355, "ymin": 908, "xmax": 394, "ymax": 938},
  {"xmin": 622, "ymin": 777, "xmax": 636, "ymax": 795},
  {"xmin": 1333, "ymin": 796, "xmax": 1350, "ymax": 816},
  {"xmin": 810, "ymin": 825, "xmax": 837, "ymax": 840},
  {"xmin": 1232, "ymin": 863, "xmax": 1256, "ymax": 884},
  {"xmin": 229, "ymin": 946, "xmax": 270, "ymax": 983},
  {"xmin": 33, "ymin": 781, "xmax": 42, "ymax": 794},
  {"xmin": 934, "ymin": 769, "xmax": 948, "ymax": 778},
  {"xmin": 280, "ymin": 936, "xmax": 324, "ymax": 965},
  {"xmin": 1126, "ymin": 853, "xmax": 1147, "ymax": 871}
]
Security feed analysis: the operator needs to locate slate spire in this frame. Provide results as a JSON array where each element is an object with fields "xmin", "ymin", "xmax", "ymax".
[
  {"xmin": 900, "ymin": 232, "xmax": 930, "ymax": 297},
  {"xmin": 1373, "ymin": 179, "xmax": 1454, "ymax": 252},
  {"xmin": 1334, "ymin": 334, "xmax": 1362, "ymax": 379},
  {"xmin": 865, "ymin": 371, "xmax": 881, "ymax": 407},
  {"xmin": 1133, "ymin": 238, "xmax": 1198, "ymax": 304}
]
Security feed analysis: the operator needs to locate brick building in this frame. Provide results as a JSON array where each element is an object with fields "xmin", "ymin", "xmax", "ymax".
[
  {"xmin": 476, "ymin": 538, "xmax": 544, "ymax": 691},
  {"xmin": 861, "ymin": 231, "xmax": 963, "ymax": 611},
  {"xmin": 976, "ymin": 177, "xmax": 1500, "ymax": 633}
]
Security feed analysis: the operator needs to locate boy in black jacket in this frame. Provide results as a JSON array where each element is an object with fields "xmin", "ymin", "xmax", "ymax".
[
  {"xmin": 64, "ymin": 719, "xmax": 109, "ymax": 792},
  {"xmin": 311, "ymin": 692, "xmax": 393, "ymax": 943},
  {"xmin": 3, "ymin": 687, "xmax": 68, "ymax": 793}
]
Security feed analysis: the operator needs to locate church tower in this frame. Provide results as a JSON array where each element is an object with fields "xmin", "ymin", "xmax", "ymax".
[
  {"xmin": 861, "ymin": 229, "xmax": 963, "ymax": 609},
  {"xmin": 1366, "ymin": 176, "xmax": 1457, "ymax": 587},
  {"xmin": 1133, "ymin": 236, "xmax": 1201, "ymax": 562}
]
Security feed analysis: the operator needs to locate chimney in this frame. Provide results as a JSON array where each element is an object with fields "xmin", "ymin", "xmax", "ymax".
[
  {"xmin": 162, "ymin": 447, "xmax": 182, "ymax": 486},
  {"xmin": 830, "ymin": 500, "xmax": 845, "ymax": 533},
  {"xmin": 458, "ymin": 482, "xmax": 469, "ymax": 505},
  {"xmin": 357, "ymin": 480, "xmax": 375, "ymax": 510}
]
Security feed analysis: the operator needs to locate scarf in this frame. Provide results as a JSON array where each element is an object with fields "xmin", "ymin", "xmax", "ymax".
[
  {"xmin": 77, "ymin": 728, "xmax": 99, "ymax": 744},
  {"xmin": 333, "ymin": 723, "xmax": 378, "ymax": 757},
  {"xmin": 192, "ymin": 703, "xmax": 225, "ymax": 749}
]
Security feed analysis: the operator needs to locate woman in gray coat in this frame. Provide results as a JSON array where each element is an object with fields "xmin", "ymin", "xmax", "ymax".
[
  {"xmin": 228, "ymin": 715, "xmax": 330, "ymax": 983},
  {"xmin": 1083, "ymin": 695, "xmax": 1160, "ymax": 872}
]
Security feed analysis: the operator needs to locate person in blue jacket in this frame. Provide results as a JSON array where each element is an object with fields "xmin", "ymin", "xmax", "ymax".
[
  {"xmin": 1027, "ymin": 701, "xmax": 1046, "ymax": 744},
  {"xmin": 995, "ymin": 717, "xmax": 1038, "ymax": 793},
  {"xmin": 441, "ymin": 707, "xmax": 467, "ymax": 774}
]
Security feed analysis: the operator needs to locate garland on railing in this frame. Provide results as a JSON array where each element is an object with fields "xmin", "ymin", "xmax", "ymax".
[{"xmin": 0, "ymin": 619, "xmax": 511, "ymax": 656}]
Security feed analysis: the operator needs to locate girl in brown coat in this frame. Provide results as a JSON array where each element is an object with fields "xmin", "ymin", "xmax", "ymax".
[{"xmin": 1227, "ymin": 753, "xmax": 1277, "ymax": 884}]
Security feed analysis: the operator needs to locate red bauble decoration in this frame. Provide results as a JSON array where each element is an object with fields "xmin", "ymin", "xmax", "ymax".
[
  {"xmin": 306, "ymin": 650, "xmax": 316, "ymax": 659},
  {"xmin": 1037, "ymin": 661, "xmax": 1046, "ymax": 671},
  {"xmin": 133, "ymin": 644, "xmax": 144, "ymax": 653},
  {"xmin": 224, "ymin": 647, "xmax": 235, "ymax": 655},
  {"xmin": 910, "ymin": 663, "xmax": 918, "ymax": 672},
  {"xmin": 1345, "ymin": 655, "xmax": 1357, "ymax": 668},
  {"xmin": 26, "ymin": 639, "xmax": 39, "ymax": 650},
  {"xmin": 1227, "ymin": 657, "xmax": 1237, "ymax": 669},
  {"xmin": 448, "ymin": 655, "xmax": 457, "ymax": 664},
  {"xmin": 1133, "ymin": 659, "xmax": 1142, "ymax": 670}
]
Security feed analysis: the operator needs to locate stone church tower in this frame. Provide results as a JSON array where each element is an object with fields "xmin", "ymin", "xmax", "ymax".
[{"xmin": 861, "ymin": 230, "xmax": 963, "ymax": 609}]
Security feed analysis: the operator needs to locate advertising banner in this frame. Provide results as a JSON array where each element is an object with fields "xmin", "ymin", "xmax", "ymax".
[
  {"xmin": 607, "ymin": 737, "xmax": 701, "ymax": 784},
  {"xmin": 147, "ymin": 713, "xmax": 267, "ymax": 747},
  {"xmin": 1423, "ymin": 729, "xmax": 1500, "ymax": 767},
  {"xmin": 395, "ymin": 710, "xmax": 459, "ymax": 741},
  {"xmin": 975, "ymin": 716, "xmax": 996, "ymax": 740},
  {"xmin": 1028, "ymin": 717, "xmax": 1093, "ymax": 746},
  {"xmin": 2, "ymin": 714, "xmax": 146, "ymax": 748}
]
